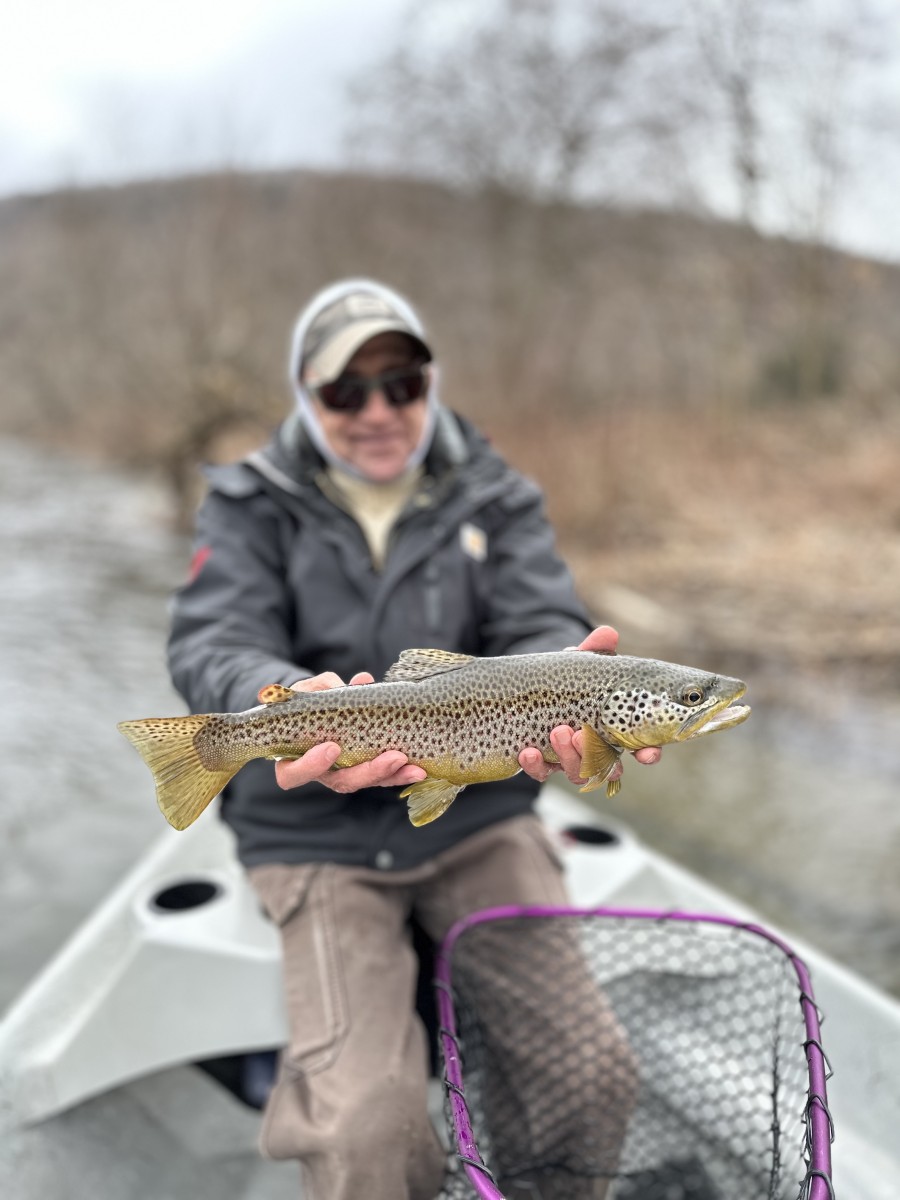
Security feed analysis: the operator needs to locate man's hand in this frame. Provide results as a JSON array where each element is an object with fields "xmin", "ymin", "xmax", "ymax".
[
  {"xmin": 274, "ymin": 671, "xmax": 427, "ymax": 794},
  {"xmin": 518, "ymin": 625, "xmax": 663, "ymax": 787}
]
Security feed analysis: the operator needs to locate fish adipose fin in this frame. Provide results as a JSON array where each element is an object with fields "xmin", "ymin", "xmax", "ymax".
[
  {"xmin": 400, "ymin": 777, "xmax": 464, "ymax": 826},
  {"xmin": 118, "ymin": 715, "xmax": 239, "ymax": 830},
  {"xmin": 258, "ymin": 683, "xmax": 296, "ymax": 705},
  {"xmin": 578, "ymin": 724, "xmax": 623, "ymax": 798},
  {"xmin": 385, "ymin": 649, "xmax": 476, "ymax": 683}
]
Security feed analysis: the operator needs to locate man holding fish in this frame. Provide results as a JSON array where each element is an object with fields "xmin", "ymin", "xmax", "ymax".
[{"xmin": 160, "ymin": 280, "xmax": 727, "ymax": 1199}]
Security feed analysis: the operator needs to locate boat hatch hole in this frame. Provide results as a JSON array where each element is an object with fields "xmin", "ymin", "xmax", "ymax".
[
  {"xmin": 150, "ymin": 878, "xmax": 224, "ymax": 913},
  {"xmin": 561, "ymin": 825, "xmax": 620, "ymax": 847}
]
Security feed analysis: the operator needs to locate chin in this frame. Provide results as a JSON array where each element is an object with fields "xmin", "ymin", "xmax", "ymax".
[
  {"xmin": 353, "ymin": 451, "xmax": 409, "ymax": 482},
  {"xmin": 362, "ymin": 462, "xmax": 407, "ymax": 482}
]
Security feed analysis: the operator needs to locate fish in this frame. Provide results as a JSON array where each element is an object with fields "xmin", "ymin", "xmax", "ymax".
[{"xmin": 118, "ymin": 648, "xmax": 750, "ymax": 832}]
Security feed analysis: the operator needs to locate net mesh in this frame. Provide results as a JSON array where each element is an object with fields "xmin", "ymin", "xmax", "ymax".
[{"xmin": 436, "ymin": 910, "xmax": 831, "ymax": 1200}]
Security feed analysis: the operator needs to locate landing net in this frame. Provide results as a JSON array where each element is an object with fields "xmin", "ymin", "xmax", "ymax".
[{"xmin": 435, "ymin": 907, "xmax": 833, "ymax": 1200}]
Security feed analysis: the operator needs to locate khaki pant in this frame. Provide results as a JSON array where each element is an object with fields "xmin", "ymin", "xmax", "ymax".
[{"xmin": 249, "ymin": 815, "xmax": 636, "ymax": 1200}]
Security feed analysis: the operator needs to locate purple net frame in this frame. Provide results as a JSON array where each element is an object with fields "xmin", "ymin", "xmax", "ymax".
[{"xmin": 434, "ymin": 905, "xmax": 834, "ymax": 1200}]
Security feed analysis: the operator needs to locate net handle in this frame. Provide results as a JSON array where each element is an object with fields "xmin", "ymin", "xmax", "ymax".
[
  {"xmin": 434, "ymin": 977, "xmax": 504, "ymax": 1198},
  {"xmin": 435, "ymin": 904, "xmax": 833, "ymax": 1200}
]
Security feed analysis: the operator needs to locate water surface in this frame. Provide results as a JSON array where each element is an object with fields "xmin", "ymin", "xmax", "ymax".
[
  {"xmin": 0, "ymin": 440, "xmax": 187, "ymax": 1013},
  {"xmin": 594, "ymin": 681, "xmax": 900, "ymax": 997}
]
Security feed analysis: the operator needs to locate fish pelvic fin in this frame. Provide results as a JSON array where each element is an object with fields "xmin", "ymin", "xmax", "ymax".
[
  {"xmin": 399, "ymin": 777, "xmax": 464, "ymax": 826},
  {"xmin": 117, "ymin": 715, "xmax": 238, "ymax": 830},
  {"xmin": 578, "ymin": 724, "xmax": 623, "ymax": 796}
]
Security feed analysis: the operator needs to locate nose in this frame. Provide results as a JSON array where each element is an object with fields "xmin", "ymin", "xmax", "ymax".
[{"xmin": 359, "ymin": 385, "xmax": 393, "ymax": 418}]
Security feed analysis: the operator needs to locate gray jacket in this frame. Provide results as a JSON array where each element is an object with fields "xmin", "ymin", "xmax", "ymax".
[{"xmin": 167, "ymin": 408, "xmax": 592, "ymax": 869}]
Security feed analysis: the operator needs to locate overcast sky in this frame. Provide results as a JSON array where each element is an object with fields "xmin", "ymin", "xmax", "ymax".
[
  {"xmin": 0, "ymin": 0, "xmax": 407, "ymax": 189},
  {"xmin": 2, "ymin": 0, "xmax": 899, "ymax": 262}
]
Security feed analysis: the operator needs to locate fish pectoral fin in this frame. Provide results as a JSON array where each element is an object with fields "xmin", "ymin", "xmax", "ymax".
[
  {"xmin": 399, "ymin": 777, "xmax": 464, "ymax": 826},
  {"xmin": 384, "ymin": 649, "xmax": 476, "ymax": 683},
  {"xmin": 257, "ymin": 684, "xmax": 296, "ymax": 705},
  {"xmin": 578, "ymin": 724, "xmax": 623, "ymax": 796}
]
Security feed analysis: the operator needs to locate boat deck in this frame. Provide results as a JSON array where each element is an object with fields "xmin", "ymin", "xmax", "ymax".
[{"xmin": 2, "ymin": 786, "xmax": 899, "ymax": 1198}]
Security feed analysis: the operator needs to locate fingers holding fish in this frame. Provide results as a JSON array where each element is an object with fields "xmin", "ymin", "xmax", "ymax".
[
  {"xmin": 275, "ymin": 741, "xmax": 341, "ymax": 789},
  {"xmin": 574, "ymin": 625, "xmax": 619, "ymax": 655},
  {"xmin": 551, "ymin": 725, "xmax": 602, "ymax": 787},
  {"xmin": 518, "ymin": 745, "xmax": 560, "ymax": 783},
  {"xmin": 634, "ymin": 746, "xmax": 662, "ymax": 766},
  {"xmin": 324, "ymin": 751, "xmax": 427, "ymax": 793},
  {"xmin": 276, "ymin": 747, "xmax": 427, "ymax": 793},
  {"xmin": 288, "ymin": 670, "xmax": 375, "ymax": 692},
  {"xmin": 548, "ymin": 726, "xmax": 661, "ymax": 788},
  {"xmin": 279, "ymin": 672, "xmax": 401, "ymax": 790},
  {"xmin": 518, "ymin": 726, "xmax": 603, "ymax": 788},
  {"xmin": 289, "ymin": 671, "xmax": 347, "ymax": 692}
]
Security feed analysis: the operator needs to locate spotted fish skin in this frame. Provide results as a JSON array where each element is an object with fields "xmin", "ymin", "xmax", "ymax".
[{"xmin": 118, "ymin": 648, "xmax": 750, "ymax": 831}]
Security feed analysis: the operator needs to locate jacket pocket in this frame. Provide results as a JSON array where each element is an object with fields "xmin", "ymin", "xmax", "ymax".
[{"xmin": 248, "ymin": 861, "xmax": 319, "ymax": 927}]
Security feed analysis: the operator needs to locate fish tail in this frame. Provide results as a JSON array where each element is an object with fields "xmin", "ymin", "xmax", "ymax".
[{"xmin": 117, "ymin": 714, "xmax": 240, "ymax": 830}]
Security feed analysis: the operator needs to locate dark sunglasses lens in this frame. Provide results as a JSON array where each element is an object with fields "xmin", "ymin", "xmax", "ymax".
[
  {"xmin": 316, "ymin": 379, "xmax": 367, "ymax": 412},
  {"xmin": 315, "ymin": 368, "xmax": 426, "ymax": 412},
  {"xmin": 383, "ymin": 369, "xmax": 427, "ymax": 406}
]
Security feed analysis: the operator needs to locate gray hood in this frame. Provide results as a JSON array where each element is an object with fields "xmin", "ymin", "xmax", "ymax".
[{"xmin": 287, "ymin": 278, "xmax": 441, "ymax": 479}]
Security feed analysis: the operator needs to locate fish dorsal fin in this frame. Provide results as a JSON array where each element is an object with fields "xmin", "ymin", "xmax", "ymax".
[
  {"xmin": 257, "ymin": 683, "xmax": 297, "ymax": 705},
  {"xmin": 578, "ymin": 724, "xmax": 622, "ymax": 794},
  {"xmin": 384, "ymin": 649, "xmax": 476, "ymax": 683}
]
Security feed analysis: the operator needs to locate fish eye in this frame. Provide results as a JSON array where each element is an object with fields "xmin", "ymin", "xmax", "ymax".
[{"xmin": 682, "ymin": 686, "xmax": 705, "ymax": 706}]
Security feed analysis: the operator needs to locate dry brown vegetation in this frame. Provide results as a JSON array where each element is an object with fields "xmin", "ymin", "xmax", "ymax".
[
  {"xmin": 2, "ymin": 169, "xmax": 899, "ymax": 687},
  {"xmin": 495, "ymin": 405, "xmax": 900, "ymax": 693}
]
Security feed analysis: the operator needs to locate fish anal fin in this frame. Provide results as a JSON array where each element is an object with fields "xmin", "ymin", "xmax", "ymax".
[
  {"xmin": 385, "ymin": 649, "xmax": 476, "ymax": 684},
  {"xmin": 258, "ymin": 684, "xmax": 296, "ymax": 705},
  {"xmin": 399, "ymin": 777, "xmax": 464, "ymax": 826},
  {"xmin": 578, "ymin": 724, "xmax": 622, "ymax": 794}
]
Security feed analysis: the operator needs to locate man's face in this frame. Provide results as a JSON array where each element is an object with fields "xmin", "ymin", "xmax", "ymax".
[{"xmin": 308, "ymin": 332, "xmax": 429, "ymax": 482}]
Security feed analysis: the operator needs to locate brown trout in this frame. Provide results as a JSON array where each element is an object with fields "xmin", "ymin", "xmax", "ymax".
[{"xmin": 118, "ymin": 648, "xmax": 750, "ymax": 832}]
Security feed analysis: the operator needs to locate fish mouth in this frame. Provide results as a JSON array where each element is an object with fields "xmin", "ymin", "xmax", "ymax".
[
  {"xmin": 678, "ymin": 684, "xmax": 750, "ymax": 740},
  {"xmin": 684, "ymin": 702, "xmax": 751, "ymax": 738}
]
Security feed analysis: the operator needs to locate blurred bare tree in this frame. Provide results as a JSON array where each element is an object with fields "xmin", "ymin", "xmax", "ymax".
[
  {"xmin": 346, "ymin": 0, "xmax": 689, "ymax": 204},
  {"xmin": 345, "ymin": 0, "xmax": 700, "ymax": 412},
  {"xmin": 346, "ymin": 0, "xmax": 898, "ymax": 412},
  {"xmin": 678, "ymin": 0, "xmax": 895, "ymax": 403}
]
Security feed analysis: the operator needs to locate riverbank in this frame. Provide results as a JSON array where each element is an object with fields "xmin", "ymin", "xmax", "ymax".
[{"xmin": 484, "ymin": 403, "xmax": 900, "ymax": 697}]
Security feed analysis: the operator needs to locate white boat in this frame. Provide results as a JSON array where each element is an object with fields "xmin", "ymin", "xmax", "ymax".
[{"xmin": 1, "ymin": 785, "xmax": 898, "ymax": 1199}]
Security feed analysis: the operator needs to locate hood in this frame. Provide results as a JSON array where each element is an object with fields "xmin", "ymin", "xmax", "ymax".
[{"xmin": 287, "ymin": 278, "xmax": 441, "ymax": 480}]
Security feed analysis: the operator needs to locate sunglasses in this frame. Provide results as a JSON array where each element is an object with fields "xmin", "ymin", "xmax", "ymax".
[{"xmin": 311, "ymin": 365, "xmax": 429, "ymax": 414}]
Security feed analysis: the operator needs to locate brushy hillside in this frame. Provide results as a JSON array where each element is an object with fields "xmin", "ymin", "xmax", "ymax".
[{"xmin": 2, "ymin": 169, "xmax": 899, "ymax": 684}]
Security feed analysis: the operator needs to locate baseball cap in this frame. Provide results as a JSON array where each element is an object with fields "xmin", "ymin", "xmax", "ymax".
[{"xmin": 301, "ymin": 290, "xmax": 432, "ymax": 387}]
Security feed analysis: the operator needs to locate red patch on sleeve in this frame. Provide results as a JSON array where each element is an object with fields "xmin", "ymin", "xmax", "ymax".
[{"xmin": 189, "ymin": 545, "xmax": 212, "ymax": 581}]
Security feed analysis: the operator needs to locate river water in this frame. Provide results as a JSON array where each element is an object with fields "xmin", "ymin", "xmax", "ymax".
[
  {"xmin": 0, "ymin": 439, "xmax": 186, "ymax": 1014},
  {"xmin": 1, "ymin": 437, "xmax": 898, "ymax": 1017}
]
